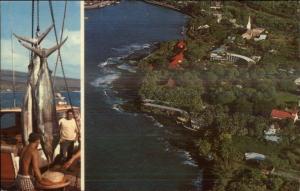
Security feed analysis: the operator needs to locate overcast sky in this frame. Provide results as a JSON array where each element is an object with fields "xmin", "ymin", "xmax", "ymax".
[{"xmin": 1, "ymin": 1, "xmax": 81, "ymax": 79}]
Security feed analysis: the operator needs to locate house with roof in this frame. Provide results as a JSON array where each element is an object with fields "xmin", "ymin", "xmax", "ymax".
[
  {"xmin": 271, "ymin": 109, "xmax": 299, "ymax": 123},
  {"xmin": 169, "ymin": 52, "xmax": 184, "ymax": 69},
  {"xmin": 245, "ymin": 152, "xmax": 266, "ymax": 161},
  {"xmin": 210, "ymin": 1, "xmax": 222, "ymax": 10},
  {"xmin": 210, "ymin": 45, "xmax": 256, "ymax": 64},
  {"xmin": 264, "ymin": 124, "xmax": 280, "ymax": 143},
  {"xmin": 169, "ymin": 40, "xmax": 187, "ymax": 69},
  {"xmin": 176, "ymin": 40, "xmax": 186, "ymax": 50},
  {"xmin": 210, "ymin": 45, "xmax": 227, "ymax": 61},
  {"xmin": 197, "ymin": 24, "xmax": 210, "ymax": 30},
  {"xmin": 242, "ymin": 16, "xmax": 267, "ymax": 40},
  {"xmin": 295, "ymin": 78, "xmax": 300, "ymax": 93},
  {"xmin": 295, "ymin": 78, "xmax": 300, "ymax": 86}
]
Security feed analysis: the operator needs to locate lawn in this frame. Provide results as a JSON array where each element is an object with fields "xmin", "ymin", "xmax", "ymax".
[
  {"xmin": 276, "ymin": 91, "xmax": 298, "ymax": 103},
  {"xmin": 232, "ymin": 136, "xmax": 291, "ymax": 168}
]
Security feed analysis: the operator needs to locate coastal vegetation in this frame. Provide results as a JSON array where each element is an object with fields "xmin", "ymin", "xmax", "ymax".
[{"xmin": 137, "ymin": 1, "xmax": 300, "ymax": 190}]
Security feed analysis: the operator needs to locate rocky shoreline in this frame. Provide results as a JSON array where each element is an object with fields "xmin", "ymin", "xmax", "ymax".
[
  {"xmin": 142, "ymin": 0, "xmax": 194, "ymax": 18},
  {"xmin": 112, "ymin": 44, "xmax": 215, "ymax": 190},
  {"xmin": 84, "ymin": 1, "xmax": 120, "ymax": 9}
]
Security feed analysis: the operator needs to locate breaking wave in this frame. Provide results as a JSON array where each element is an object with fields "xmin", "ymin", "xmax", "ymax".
[
  {"xmin": 98, "ymin": 57, "xmax": 121, "ymax": 68},
  {"xmin": 112, "ymin": 104, "xmax": 123, "ymax": 112},
  {"xmin": 154, "ymin": 121, "xmax": 164, "ymax": 128},
  {"xmin": 90, "ymin": 73, "xmax": 120, "ymax": 87},
  {"xmin": 180, "ymin": 150, "xmax": 198, "ymax": 167},
  {"xmin": 117, "ymin": 63, "xmax": 137, "ymax": 73},
  {"xmin": 112, "ymin": 43, "xmax": 151, "ymax": 55}
]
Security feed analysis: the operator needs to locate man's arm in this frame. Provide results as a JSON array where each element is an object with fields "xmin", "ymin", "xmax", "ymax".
[
  {"xmin": 59, "ymin": 119, "xmax": 63, "ymax": 142},
  {"xmin": 63, "ymin": 150, "xmax": 80, "ymax": 169},
  {"xmin": 32, "ymin": 151, "xmax": 54, "ymax": 186},
  {"xmin": 32, "ymin": 151, "xmax": 42, "ymax": 181}
]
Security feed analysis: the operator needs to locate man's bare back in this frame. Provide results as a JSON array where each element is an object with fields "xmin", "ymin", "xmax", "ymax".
[
  {"xmin": 17, "ymin": 133, "xmax": 54, "ymax": 188},
  {"xmin": 19, "ymin": 145, "xmax": 36, "ymax": 175}
]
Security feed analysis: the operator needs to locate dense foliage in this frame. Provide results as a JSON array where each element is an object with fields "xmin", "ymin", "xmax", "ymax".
[{"xmin": 138, "ymin": 1, "xmax": 300, "ymax": 190}]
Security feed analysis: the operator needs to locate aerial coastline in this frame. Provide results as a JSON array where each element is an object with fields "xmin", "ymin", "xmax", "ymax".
[{"xmin": 115, "ymin": 1, "xmax": 300, "ymax": 190}]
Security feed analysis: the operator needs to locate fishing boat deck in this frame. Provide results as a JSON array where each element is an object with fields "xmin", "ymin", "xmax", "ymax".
[
  {"xmin": 47, "ymin": 161, "xmax": 81, "ymax": 191},
  {"xmin": 1, "ymin": 105, "xmax": 81, "ymax": 191}
]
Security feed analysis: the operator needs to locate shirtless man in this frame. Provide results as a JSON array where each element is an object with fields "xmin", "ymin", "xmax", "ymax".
[{"xmin": 16, "ymin": 133, "xmax": 54, "ymax": 191}]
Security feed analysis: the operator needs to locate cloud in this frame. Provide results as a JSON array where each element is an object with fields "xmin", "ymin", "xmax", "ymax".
[{"xmin": 1, "ymin": 29, "xmax": 81, "ymax": 79}]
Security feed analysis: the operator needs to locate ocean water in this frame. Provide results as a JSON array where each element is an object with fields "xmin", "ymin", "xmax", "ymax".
[
  {"xmin": 0, "ymin": 91, "xmax": 80, "ymax": 128},
  {"xmin": 85, "ymin": 1, "xmax": 202, "ymax": 191}
]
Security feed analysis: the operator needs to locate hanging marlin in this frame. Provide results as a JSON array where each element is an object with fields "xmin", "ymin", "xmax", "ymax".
[
  {"xmin": 14, "ymin": 25, "xmax": 68, "ymax": 162},
  {"xmin": 14, "ymin": 25, "xmax": 54, "ymax": 146}
]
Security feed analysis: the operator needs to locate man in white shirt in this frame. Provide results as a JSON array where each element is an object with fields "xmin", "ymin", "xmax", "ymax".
[{"xmin": 59, "ymin": 109, "xmax": 79, "ymax": 163}]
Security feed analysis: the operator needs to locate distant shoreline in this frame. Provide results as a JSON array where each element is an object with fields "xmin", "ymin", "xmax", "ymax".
[
  {"xmin": 142, "ymin": 0, "xmax": 193, "ymax": 17},
  {"xmin": 0, "ymin": 70, "xmax": 80, "ymax": 91},
  {"xmin": 142, "ymin": 0, "xmax": 181, "ymax": 12},
  {"xmin": 84, "ymin": 1, "xmax": 120, "ymax": 10}
]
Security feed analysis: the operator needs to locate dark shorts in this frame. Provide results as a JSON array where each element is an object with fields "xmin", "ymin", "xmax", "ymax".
[{"xmin": 16, "ymin": 174, "xmax": 35, "ymax": 191}]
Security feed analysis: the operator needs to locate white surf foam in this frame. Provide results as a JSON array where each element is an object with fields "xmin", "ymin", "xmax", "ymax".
[
  {"xmin": 98, "ymin": 57, "xmax": 120, "ymax": 68},
  {"xmin": 112, "ymin": 104, "xmax": 123, "ymax": 112},
  {"xmin": 90, "ymin": 73, "xmax": 120, "ymax": 87},
  {"xmin": 154, "ymin": 121, "xmax": 164, "ymax": 128},
  {"xmin": 180, "ymin": 150, "xmax": 198, "ymax": 167},
  {"xmin": 192, "ymin": 171, "xmax": 203, "ymax": 191},
  {"xmin": 117, "ymin": 64, "xmax": 137, "ymax": 73},
  {"xmin": 144, "ymin": 114, "xmax": 155, "ymax": 121},
  {"xmin": 112, "ymin": 43, "xmax": 151, "ymax": 54}
]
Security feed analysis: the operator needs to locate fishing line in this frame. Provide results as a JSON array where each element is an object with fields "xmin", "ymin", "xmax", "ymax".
[
  {"xmin": 53, "ymin": 0, "xmax": 67, "ymax": 88},
  {"xmin": 37, "ymin": 0, "xmax": 40, "ymax": 34},
  {"xmin": 8, "ymin": 3, "xmax": 16, "ymax": 107},
  {"xmin": 31, "ymin": 0, "xmax": 35, "ymax": 59},
  {"xmin": 0, "ymin": 2, "xmax": 2, "ymax": 110},
  {"xmin": 48, "ymin": 0, "xmax": 81, "ymax": 137}
]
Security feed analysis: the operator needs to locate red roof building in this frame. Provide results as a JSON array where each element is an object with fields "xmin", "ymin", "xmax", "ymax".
[
  {"xmin": 169, "ymin": 52, "xmax": 184, "ymax": 69},
  {"xmin": 271, "ymin": 109, "xmax": 298, "ymax": 122},
  {"xmin": 176, "ymin": 40, "xmax": 186, "ymax": 49}
]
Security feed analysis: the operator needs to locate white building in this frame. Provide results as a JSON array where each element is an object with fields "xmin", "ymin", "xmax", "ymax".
[
  {"xmin": 245, "ymin": 152, "xmax": 266, "ymax": 161},
  {"xmin": 294, "ymin": 78, "xmax": 300, "ymax": 86},
  {"xmin": 264, "ymin": 124, "xmax": 280, "ymax": 142}
]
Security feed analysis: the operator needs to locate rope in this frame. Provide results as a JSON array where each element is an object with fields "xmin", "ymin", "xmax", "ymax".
[
  {"xmin": 37, "ymin": 0, "xmax": 40, "ymax": 34},
  {"xmin": 0, "ymin": 2, "xmax": 2, "ymax": 109},
  {"xmin": 31, "ymin": 0, "xmax": 35, "ymax": 59},
  {"xmin": 48, "ymin": 0, "xmax": 81, "ymax": 136},
  {"xmin": 8, "ymin": 3, "xmax": 16, "ymax": 107},
  {"xmin": 11, "ymin": 21, "xmax": 16, "ymax": 108},
  {"xmin": 53, "ymin": 0, "xmax": 67, "ymax": 88}
]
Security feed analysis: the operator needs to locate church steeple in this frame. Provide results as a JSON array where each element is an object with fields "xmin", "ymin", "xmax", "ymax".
[{"xmin": 247, "ymin": 16, "xmax": 251, "ymax": 30}]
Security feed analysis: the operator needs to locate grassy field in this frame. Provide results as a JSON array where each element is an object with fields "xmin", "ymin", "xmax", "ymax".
[{"xmin": 276, "ymin": 91, "xmax": 298, "ymax": 103}]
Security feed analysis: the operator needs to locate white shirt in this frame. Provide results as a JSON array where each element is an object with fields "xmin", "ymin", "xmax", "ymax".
[{"xmin": 59, "ymin": 118, "xmax": 78, "ymax": 141}]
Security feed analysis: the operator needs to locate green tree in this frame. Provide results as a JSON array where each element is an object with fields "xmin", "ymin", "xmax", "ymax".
[
  {"xmin": 216, "ymin": 91, "xmax": 236, "ymax": 105},
  {"xmin": 195, "ymin": 139, "xmax": 211, "ymax": 157},
  {"xmin": 232, "ymin": 98, "xmax": 253, "ymax": 114}
]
